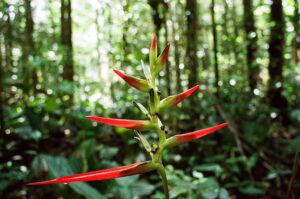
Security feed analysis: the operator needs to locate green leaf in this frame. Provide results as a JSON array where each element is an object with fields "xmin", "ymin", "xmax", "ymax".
[
  {"xmin": 141, "ymin": 60, "xmax": 151, "ymax": 82},
  {"xmin": 133, "ymin": 101, "xmax": 150, "ymax": 119},
  {"xmin": 219, "ymin": 188, "xmax": 230, "ymax": 199},
  {"xmin": 239, "ymin": 186, "xmax": 265, "ymax": 195},
  {"xmin": 194, "ymin": 164, "xmax": 223, "ymax": 177},
  {"xmin": 197, "ymin": 178, "xmax": 219, "ymax": 199},
  {"xmin": 31, "ymin": 154, "xmax": 105, "ymax": 199}
]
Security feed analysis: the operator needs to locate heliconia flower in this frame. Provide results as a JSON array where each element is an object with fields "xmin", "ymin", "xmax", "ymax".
[
  {"xmin": 164, "ymin": 123, "xmax": 228, "ymax": 148},
  {"xmin": 113, "ymin": 69, "xmax": 151, "ymax": 92},
  {"xmin": 149, "ymin": 35, "xmax": 157, "ymax": 70},
  {"xmin": 86, "ymin": 116, "xmax": 154, "ymax": 131},
  {"xmin": 26, "ymin": 161, "xmax": 157, "ymax": 186},
  {"xmin": 159, "ymin": 85, "xmax": 200, "ymax": 110}
]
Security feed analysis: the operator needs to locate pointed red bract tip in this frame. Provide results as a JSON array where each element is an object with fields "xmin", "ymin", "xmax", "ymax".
[
  {"xmin": 159, "ymin": 85, "xmax": 200, "ymax": 109},
  {"xmin": 26, "ymin": 161, "xmax": 156, "ymax": 185},
  {"xmin": 173, "ymin": 85, "xmax": 200, "ymax": 105},
  {"xmin": 150, "ymin": 35, "xmax": 157, "ymax": 52},
  {"xmin": 113, "ymin": 69, "xmax": 150, "ymax": 92},
  {"xmin": 26, "ymin": 179, "xmax": 59, "ymax": 186},
  {"xmin": 86, "ymin": 116, "xmax": 152, "ymax": 131},
  {"xmin": 158, "ymin": 43, "xmax": 170, "ymax": 66},
  {"xmin": 165, "ymin": 123, "xmax": 228, "ymax": 148}
]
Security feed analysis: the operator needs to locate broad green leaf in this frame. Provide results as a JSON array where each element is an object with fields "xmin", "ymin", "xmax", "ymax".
[{"xmin": 31, "ymin": 154, "xmax": 105, "ymax": 199}]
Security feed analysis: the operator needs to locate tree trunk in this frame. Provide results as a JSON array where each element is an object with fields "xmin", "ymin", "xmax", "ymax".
[
  {"xmin": 148, "ymin": 0, "xmax": 163, "ymax": 51},
  {"xmin": 292, "ymin": 0, "xmax": 300, "ymax": 63},
  {"xmin": 0, "ymin": 33, "xmax": 5, "ymax": 152},
  {"xmin": 186, "ymin": 0, "xmax": 198, "ymax": 89},
  {"xmin": 243, "ymin": 0, "xmax": 259, "ymax": 92},
  {"xmin": 163, "ymin": 2, "xmax": 171, "ymax": 95},
  {"xmin": 23, "ymin": 0, "xmax": 37, "ymax": 95},
  {"xmin": 211, "ymin": 0, "xmax": 219, "ymax": 97},
  {"xmin": 232, "ymin": 0, "xmax": 241, "ymax": 67},
  {"xmin": 171, "ymin": 2, "xmax": 182, "ymax": 93},
  {"xmin": 61, "ymin": 1, "xmax": 74, "ymax": 81},
  {"xmin": 267, "ymin": 0, "xmax": 289, "ymax": 124},
  {"xmin": 4, "ymin": 3, "xmax": 13, "ymax": 71}
]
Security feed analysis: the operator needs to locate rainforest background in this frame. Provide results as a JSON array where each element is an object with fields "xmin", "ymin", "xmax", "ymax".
[{"xmin": 0, "ymin": 0, "xmax": 299, "ymax": 198}]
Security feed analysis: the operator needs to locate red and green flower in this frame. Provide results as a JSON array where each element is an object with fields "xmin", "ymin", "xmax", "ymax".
[{"xmin": 27, "ymin": 35, "xmax": 228, "ymax": 199}]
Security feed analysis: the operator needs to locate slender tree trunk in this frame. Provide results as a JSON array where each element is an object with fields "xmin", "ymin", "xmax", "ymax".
[
  {"xmin": 211, "ymin": 0, "xmax": 219, "ymax": 97},
  {"xmin": 148, "ymin": 0, "xmax": 163, "ymax": 51},
  {"xmin": 4, "ymin": 3, "xmax": 13, "ymax": 71},
  {"xmin": 232, "ymin": 0, "xmax": 240, "ymax": 59},
  {"xmin": 1, "ymin": 4, "xmax": 11, "ymax": 156},
  {"xmin": 292, "ymin": 0, "xmax": 300, "ymax": 63},
  {"xmin": 243, "ymin": 0, "xmax": 259, "ymax": 92},
  {"xmin": 23, "ymin": 0, "xmax": 37, "ymax": 95},
  {"xmin": 222, "ymin": 0, "xmax": 229, "ymax": 53},
  {"xmin": 0, "ymin": 34, "xmax": 5, "ymax": 152},
  {"xmin": 171, "ymin": 2, "xmax": 182, "ymax": 93},
  {"xmin": 61, "ymin": 0, "xmax": 74, "ymax": 101},
  {"xmin": 186, "ymin": 0, "xmax": 198, "ymax": 88},
  {"xmin": 185, "ymin": 0, "xmax": 200, "ymax": 124},
  {"xmin": 163, "ymin": 2, "xmax": 171, "ymax": 95},
  {"xmin": 267, "ymin": 0, "xmax": 289, "ymax": 124}
]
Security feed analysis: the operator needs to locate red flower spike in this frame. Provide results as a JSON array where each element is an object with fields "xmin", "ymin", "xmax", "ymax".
[
  {"xmin": 159, "ymin": 85, "xmax": 200, "ymax": 109},
  {"xmin": 154, "ymin": 43, "xmax": 170, "ymax": 75},
  {"xmin": 149, "ymin": 35, "xmax": 157, "ymax": 70},
  {"xmin": 26, "ymin": 161, "xmax": 157, "ymax": 186},
  {"xmin": 86, "ymin": 116, "xmax": 154, "ymax": 131},
  {"xmin": 113, "ymin": 69, "xmax": 151, "ymax": 92},
  {"xmin": 164, "ymin": 123, "xmax": 228, "ymax": 148}
]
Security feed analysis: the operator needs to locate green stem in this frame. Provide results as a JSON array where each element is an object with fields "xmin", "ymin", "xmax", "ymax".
[
  {"xmin": 147, "ymin": 61, "xmax": 169, "ymax": 198},
  {"xmin": 157, "ymin": 164, "xmax": 169, "ymax": 199}
]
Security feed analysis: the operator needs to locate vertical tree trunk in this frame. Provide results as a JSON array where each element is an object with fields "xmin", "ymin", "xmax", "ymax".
[
  {"xmin": 61, "ymin": 0, "xmax": 74, "ymax": 101},
  {"xmin": 186, "ymin": 0, "xmax": 199, "ymax": 89},
  {"xmin": 267, "ymin": 0, "xmax": 289, "ymax": 124},
  {"xmin": 222, "ymin": 0, "xmax": 229, "ymax": 50},
  {"xmin": 23, "ymin": 0, "xmax": 37, "ymax": 95},
  {"xmin": 0, "ymin": 34, "xmax": 5, "ymax": 151},
  {"xmin": 292, "ymin": 0, "xmax": 299, "ymax": 63},
  {"xmin": 148, "ymin": 0, "xmax": 163, "ymax": 51},
  {"xmin": 232, "ymin": 0, "xmax": 241, "ymax": 65},
  {"xmin": 4, "ymin": 3, "xmax": 13, "ymax": 71},
  {"xmin": 163, "ymin": 2, "xmax": 171, "ymax": 95},
  {"xmin": 171, "ymin": 2, "xmax": 182, "ymax": 93},
  {"xmin": 211, "ymin": 0, "xmax": 219, "ymax": 97},
  {"xmin": 1, "ymin": 4, "xmax": 10, "ymax": 155},
  {"xmin": 243, "ymin": 0, "xmax": 259, "ymax": 92}
]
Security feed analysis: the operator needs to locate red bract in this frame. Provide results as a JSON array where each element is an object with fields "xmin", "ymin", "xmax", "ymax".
[
  {"xmin": 164, "ymin": 123, "xmax": 228, "ymax": 148},
  {"xmin": 26, "ymin": 161, "xmax": 156, "ymax": 185},
  {"xmin": 113, "ymin": 69, "xmax": 151, "ymax": 92},
  {"xmin": 159, "ymin": 85, "xmax": 200, "ymax": 109},
  {"xmin": 149, "ymin": 35, "xmax": 157, "ymax": 70},
  {"xmin": 152, "ymin": 43, "xmax": 170, "ymax": 76},
  {"xmin": 86, "ymin": 116, "xmax": 153, "ymax": 131},
  {"xmin": 157, "ymin": 43, "xmax": 170, "ymax": 67},
  {"xmin": 150, "ymin": 35, "xmax": 157, "ymax": 55}
]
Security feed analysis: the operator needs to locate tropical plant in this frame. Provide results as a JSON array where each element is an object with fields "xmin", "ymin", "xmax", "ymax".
[{"xmin": 26, "ymin": 36, "xmax": 228, "ymax": 198}]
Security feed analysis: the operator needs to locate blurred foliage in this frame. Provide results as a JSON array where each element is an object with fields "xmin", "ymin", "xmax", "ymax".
[{"xmin": 0, "ymin": 0, "xmax": 300, "ymax": 198}]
